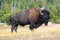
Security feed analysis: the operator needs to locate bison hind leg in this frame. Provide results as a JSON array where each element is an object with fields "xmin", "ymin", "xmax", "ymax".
[
  {"xmin": 15, "ymin": 24, "xmax": 18, "ymax": 32},
  {"xmin": 11, "ymin": 24, "xmax": 18, "ymax": 33},
  {"xmin": 11, "ymin": 25, "xmax": 14, "ymax": 33}
]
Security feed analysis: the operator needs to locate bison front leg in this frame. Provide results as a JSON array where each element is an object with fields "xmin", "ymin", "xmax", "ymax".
[
  {"xmin": 34, "ymin": 23, "xmax": 42, "ymax": 29},
  {"xmin": 29, "ymin": 23, "xmax": 35, "ymax": 31}
]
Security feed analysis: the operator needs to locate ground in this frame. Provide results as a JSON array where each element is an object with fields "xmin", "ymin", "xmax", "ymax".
[{"xmin": 0, "ymin": 22, "xmax": 60, "ymax": 40}]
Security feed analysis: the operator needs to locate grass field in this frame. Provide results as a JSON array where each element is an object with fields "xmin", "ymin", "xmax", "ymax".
[{"xmin": 0, "ymin": 23, "xmax": 60, "ymax": 40}]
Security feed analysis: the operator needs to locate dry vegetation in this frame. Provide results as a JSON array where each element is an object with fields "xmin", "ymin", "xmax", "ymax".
[{"xmin": 0, "ymin": 23, "xmax": 60, "ymax": 40}]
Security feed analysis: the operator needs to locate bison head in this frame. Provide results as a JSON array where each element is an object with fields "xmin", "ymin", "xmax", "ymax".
[{"xmin": 39, "ymin": 9, "xmax": 50, "ymax": 26}]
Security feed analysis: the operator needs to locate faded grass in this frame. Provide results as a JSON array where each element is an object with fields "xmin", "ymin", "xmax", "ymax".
[{"xmin": 0, "ymin": 25, "xmax": 60, "ymax": 40}]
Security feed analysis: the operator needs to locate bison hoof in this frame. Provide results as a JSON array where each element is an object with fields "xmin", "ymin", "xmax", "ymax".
[
  {"xmin": 30, "ymin": 29, "xmax": 34, "ymax": 31},
  {"xmin": 29, "ymin": 27, "xmax": 34, "ymax": 31}
]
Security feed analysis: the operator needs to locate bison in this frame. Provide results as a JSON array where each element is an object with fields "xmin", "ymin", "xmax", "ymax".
[{"xmin": 10, "ymin": 8, "xmax": 50, "ymax": 32}]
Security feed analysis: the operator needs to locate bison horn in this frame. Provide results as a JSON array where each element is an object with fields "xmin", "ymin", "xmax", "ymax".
[
  {"xmin": 40, "ymin": 10, "xmax": 44, "ymax": 15},
  {"xmin": 40, "ymin": 12, "xmax": 44, "ymax": 15}
]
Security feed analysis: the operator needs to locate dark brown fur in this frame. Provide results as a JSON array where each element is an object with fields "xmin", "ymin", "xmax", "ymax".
[{"xmin": 10, "ymin": 8, "xmax": 50, "ymax": 32}]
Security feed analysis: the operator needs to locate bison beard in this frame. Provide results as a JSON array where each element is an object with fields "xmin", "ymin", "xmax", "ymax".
[{"xmin": 10, "ymin": 8, "xmax": 50, "ymax": 32}]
